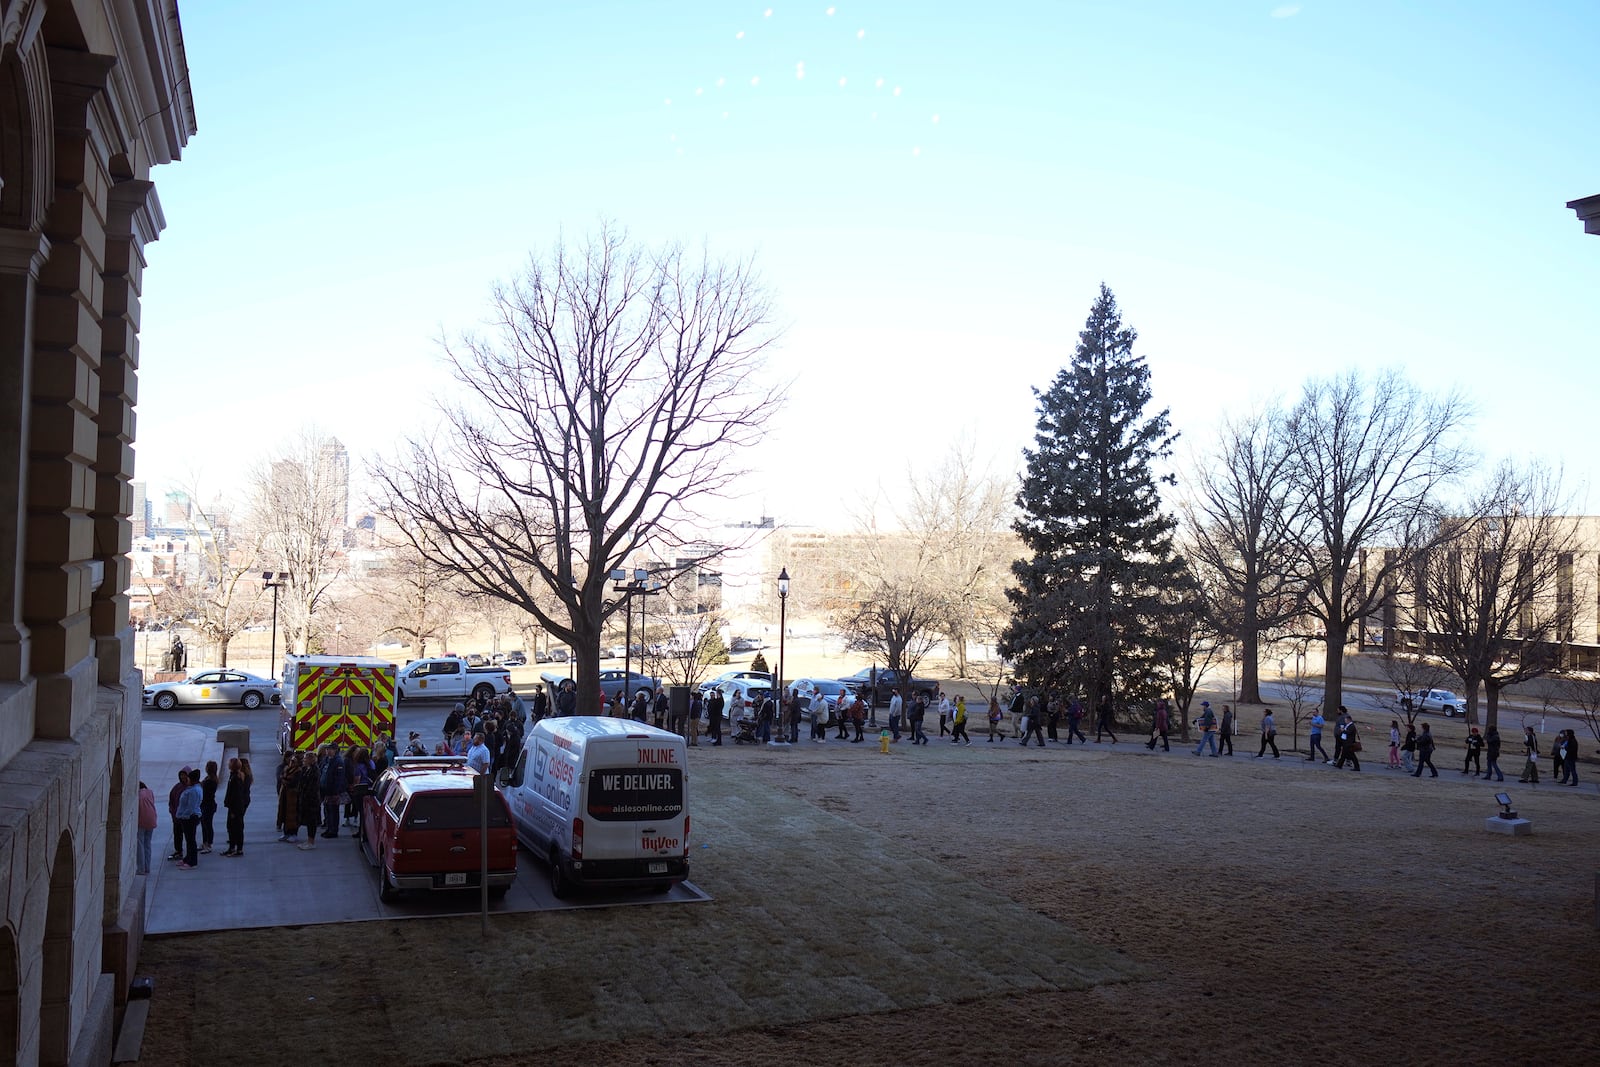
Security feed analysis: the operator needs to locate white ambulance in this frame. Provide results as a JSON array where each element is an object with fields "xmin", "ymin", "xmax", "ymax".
[{"xmin": 501, "ymin": 717, "xmax": 689, "ymax": 898}]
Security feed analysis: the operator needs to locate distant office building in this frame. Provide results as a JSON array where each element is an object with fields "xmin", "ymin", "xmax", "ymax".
[
  {"xmin": 320, "ymin": 436, "xmax": 350, "ymax": 527},
  {"xmin": 164, "ymin": 490, "xmax": 191, "ymax": 526},
  {"xmin": 131, "ymin": 481, "xmax": 149, "ymax": 537}
]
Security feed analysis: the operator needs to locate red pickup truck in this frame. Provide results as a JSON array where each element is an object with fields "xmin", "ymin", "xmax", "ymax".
[{"xmin": 359, "ymin": 756, "xmax": 517, "ymax": 901}]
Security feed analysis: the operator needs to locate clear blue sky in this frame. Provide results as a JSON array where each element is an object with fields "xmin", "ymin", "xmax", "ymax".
[{"xmin": 137, "ymin": 1, "xmax": 1600, "ymax": 521}]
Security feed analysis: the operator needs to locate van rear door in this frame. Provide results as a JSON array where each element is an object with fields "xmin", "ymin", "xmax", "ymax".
[{"xmin": 585, "ymin": 741, "xmax": 686, "ymax": 873}]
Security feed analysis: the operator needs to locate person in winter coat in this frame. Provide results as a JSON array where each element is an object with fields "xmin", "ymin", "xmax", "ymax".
[
  {"xmin": 1217, "ymin": 706, "xmax": 1236, "ymax": 756},
  {"xmin": 1193, "ymin": 702, "xmax": 1218, "ymax": 756},
  {"xmin": 1255, "ymin": 709, "xmax": 1280, "ymax": 759},
  {"xmin": 1411, "ymin": 723, "xmax": 1437, "ymax": 777},
  {"xmin": 950, "ymin": 696, "xmax": 971, "ymax": 745},
  {"xmin": 167, "ymin": 767, "xmax": 190, "ymax": 861},
  {"xmin": 136, "ymin": 781, "xmax": 158, "ymax": 875},
  {"xmin": 1461, "ymin": 728, "xmax": 1485, "ymax": 776},
  {"xmin": 199, "ymin": 761, "xmax": 220, "ymax": 855},
  {"xmin": 1518, "ymin": 726, "xmax": 1540, "ymax": 784},
  {"xmin": 222, "ymin": 757, "xmax": 252, "ymax": 857},
  {"xmin": 1483, "ymin": 725, "xmax": 1504, "ymax": 782},
  {"xmin": 1334, "ymin": 711, "xmax": 1362, "ymax": 771},
  {"xmin": 1557, "ymin": 729, "xmax": 1580, "ymax": 786},
  {"xmin": 174, "ymin": 769, "xmax": 202, "ymax": 869},
  {"xmin": 296, "ymin": 755, "xmax": 323, "ymax": 849},
  {"xmin": 277, "ymin": 753, "xmax": 303, "ymax": 842},
  {"xmin": 1095, "ymin": 699, "xmax": 1119, "ymax": 744},
  {"xmin": 1401, "ymin": 724, "xmax": 1418, "ymax": 773},
  {"xmin": 1146, "ymin": 700, "xmax": 1170, "ymax": 752},
  {"xmin": 986, "ymin": 697, "xmax": 1006, "ymax": 743}
]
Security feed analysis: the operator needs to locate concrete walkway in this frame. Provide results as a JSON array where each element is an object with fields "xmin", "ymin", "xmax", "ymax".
[{"xmin": 139, "ymin": 722, "xmax": 707, "ymax": 935}]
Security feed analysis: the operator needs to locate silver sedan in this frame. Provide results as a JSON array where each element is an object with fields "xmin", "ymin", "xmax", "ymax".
[{"xmin": 143, "ymin": 669, "xmax": 282, "ymax": 711}]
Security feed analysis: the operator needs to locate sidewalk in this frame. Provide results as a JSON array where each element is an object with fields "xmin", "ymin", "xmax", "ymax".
[{"xmin": 138, "ymin": 723, "xmax": 708, "ymax": 935}]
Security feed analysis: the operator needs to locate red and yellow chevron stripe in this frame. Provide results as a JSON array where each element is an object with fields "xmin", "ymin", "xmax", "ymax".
[{"xmin": 287, "ymin": 663, "xmax": 395, "ymax": 754}]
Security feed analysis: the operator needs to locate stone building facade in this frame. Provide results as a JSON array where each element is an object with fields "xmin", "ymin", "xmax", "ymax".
[{"xmin": 0, "ymin": 1, "xmax": 194, "ymax": 1063}]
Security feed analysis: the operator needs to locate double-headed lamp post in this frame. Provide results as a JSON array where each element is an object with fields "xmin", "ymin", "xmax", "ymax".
[
  {"xmin": 262, "ymin": 571, "xmax": 290, "ymax": 678},
  {"xmin": 610, "ymin": 567, "xmax": 663, "ymax": 710},
  {"xmin": 776, "ymin": 567, "xmax": 789, "ymax": 742}
]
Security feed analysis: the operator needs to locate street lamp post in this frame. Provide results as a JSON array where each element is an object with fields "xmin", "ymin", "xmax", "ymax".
[
  {"xmin": 776, "ymin": 567, "xmax": 789, "ymax": 745},
  {"xmin": 611, "ymin": 567, "xmax": 663, "ymax": 713},
  {"xmin": 263, "ymin": 571, "xmax": 289, "ymax": 678}
]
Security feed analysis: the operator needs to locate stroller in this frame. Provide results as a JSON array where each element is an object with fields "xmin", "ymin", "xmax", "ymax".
[{"xmin": 731, "ymin": 715, "xmax": 759, "ymax": 744}]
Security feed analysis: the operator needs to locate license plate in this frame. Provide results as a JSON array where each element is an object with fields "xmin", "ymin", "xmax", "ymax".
[
  {"xmin": 445, "ymin": 872, "xmax": 467, "ymax": 886},
  {"xmin": 648, "ymin": 862, "xmax": 667, "ymax": 874}
]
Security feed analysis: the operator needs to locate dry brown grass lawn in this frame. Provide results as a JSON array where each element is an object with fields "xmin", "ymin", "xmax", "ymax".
[{"xmin": 136, "ymin": 734, "xmax": 1597, "ymax": 1066}]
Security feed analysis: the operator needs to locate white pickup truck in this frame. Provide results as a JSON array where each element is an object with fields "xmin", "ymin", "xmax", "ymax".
[{"xmin": 395, "ymin": 656, "xmax": 514, "ymax": 704}]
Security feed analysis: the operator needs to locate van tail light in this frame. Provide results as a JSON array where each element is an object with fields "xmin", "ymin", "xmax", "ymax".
[
  {"xmin": 571, "ymin": 817, "xmax": 583, "ymax": 860},
  {"xmin": 683, "ymin": 814, "xmax": 691, "ymax": 853}
]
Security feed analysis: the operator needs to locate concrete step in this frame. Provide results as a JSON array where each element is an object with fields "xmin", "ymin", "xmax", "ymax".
[{"xmin": 111, "ymin": 997, "xmax": 149, "ymax": 1063}]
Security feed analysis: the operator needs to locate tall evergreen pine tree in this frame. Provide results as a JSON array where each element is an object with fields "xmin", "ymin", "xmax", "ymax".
[{"xmin": 1001, "ymin": 284, "xmax": 1189, "ymax": 715}]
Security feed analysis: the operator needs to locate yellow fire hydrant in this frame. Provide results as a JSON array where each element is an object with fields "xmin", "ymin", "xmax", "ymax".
[{"xmin": 879, "ymin": 729, "xmax": 891, "ymax": 754}]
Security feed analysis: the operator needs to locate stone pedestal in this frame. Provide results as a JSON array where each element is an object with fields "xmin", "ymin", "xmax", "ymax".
[{"xmin": 1484, "ymin": 816, "xmax": 1531, "ymax": 836}]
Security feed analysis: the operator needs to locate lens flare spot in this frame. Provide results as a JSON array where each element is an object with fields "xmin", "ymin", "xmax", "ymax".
[
  {"xmin": 736, "ymin": 30, "xmax": 745, "ymax": 39},
  {"xmin": 912, "ymin": 146, "xmax": 921, "ymax": 156},
  {"xmin": 931, "ymin": 113, "xmax": 940, "ymax": 123},
  {"xmin": 838, "ymin": 76, "xmax": 847, "ymax": 87},
  {"xmin": 825, "ymin": 6, "xmax": 835, "ymax": 15},
  {"xmin": 875, "ymin": 77, "xmax": 884, "ymax": 89},
  {"xmin": 893, "ymin": 86, "xmax": 902, "ymax": 96},
  {"xmin": 857, "ymin": 28, "xmax": 866, "ymax": 39}
]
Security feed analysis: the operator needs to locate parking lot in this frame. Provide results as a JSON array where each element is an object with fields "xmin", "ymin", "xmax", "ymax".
[{"xmin": 141, "ymin": 722, "xmax": 708, "ymax": 936}]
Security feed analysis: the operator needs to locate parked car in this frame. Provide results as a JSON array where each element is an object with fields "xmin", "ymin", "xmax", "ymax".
[
  {"xmin": 501, "ymin": 651, "xmax": 527, "ymax": 667},
  {"xmin": 144, "ymin": 669, "xmax": 282, "ymax": 712},
  {"xmin": 697, "ymin": 669, "xmax": 773, "ymax": 696},
  {"xmin": 791, "ymin": 678, "xmax": 850, "ymax": 712},
  {"xmin": 466, "ymin": 653, "xmax": 488, "ymax": 667},
  {"xmin": 705, "ymin": 679, "xmax": 773, "ymax": 723},
  {"xmin": 359, "ymin": 755, "xmax": 517, "ymax": 902},
  {"xmin": 1415, "ymin": 688, "xmax": 1462, "ymax": 717},
  {"xmin": 549, "ymin": 648, "xmax": 570, "ymax": 662},
  {"xmin": 534, "ymin": 649, "xmax": 552, "ymax": 663},
  {"xmin": 729, "ymin": 637, "xmax": 763, "ymax": 653},
  {"xmin": 395, "ymin": 657, "xmax": 513, "ymax": 704},
  {"xmin": 538, "ymin": 668, "xmax": 660, "ymax": 707},
  {"xmin": 837, "ymin": 667, "xmax": 938, "ymax": 707}
]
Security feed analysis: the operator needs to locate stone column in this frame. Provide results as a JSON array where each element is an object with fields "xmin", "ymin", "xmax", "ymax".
[
  {"xmin": 0, "ymin": 227, "xmax": 48, "ymax": 683},
  {"xmin": 92, "ymin": 180, "xmax": 158, "ymax": 685},
  {"xmin": 28, "ymin": 48, "xmax": 116, "ymax": 738}
]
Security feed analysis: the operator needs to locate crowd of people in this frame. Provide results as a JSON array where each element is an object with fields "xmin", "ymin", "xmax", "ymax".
[{"xmin": 144, "ymin": 756, "xmax": 255, "ymax": 872}]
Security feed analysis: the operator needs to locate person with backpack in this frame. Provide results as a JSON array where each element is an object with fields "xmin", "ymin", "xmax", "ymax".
[
  {"xmin": 1065, "ymin": 699, "xmax": 1087, "ymax": 744},
  {"xmin": 986, "ymin": 697, "xmax": 1006, "ymax": 742},
  {"xmin": 1193, "ymin": 702, "xmax": 1218, "ymax": 756}
]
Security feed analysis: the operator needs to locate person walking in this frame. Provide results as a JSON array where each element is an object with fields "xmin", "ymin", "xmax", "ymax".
[
  {"xmin": 1008, "ymin": 687, "xmax": 1027, "ymax": 740},
  {"xmin": 1021, "ymin": 700, "xmax": 1046, "ymax": 747},
  {"xmin": 937, "ymin": 689, "xmax": 951, "ymax": 737},
  {"xmin": 1217, "ymin": 705, "xmax": 1235, "ymax": 756},
  {"xmin": 221, "ymin": 757, "xmax": 252, "ymax": 857},
  {"xmin": 1557, "ymin": 729, "xmax": 1580, "ymax": 786},
  {"xmin": 1095, "ymin": 699, "xmax": 1119, "ymax": 744},
  {"xmin": 909, "ymin": 692, "xmax": 930, "ymax": 745},
  {"xmin": 1255, "ymin": 708, "xmax": 1280, "ymax": 759},
  {"xmin": 1461, "ymin": 728, "xmax": 1485, "ymax": 776},
  {"xmin": 1045, "ymin": 696, "xmax": 1061, "ymax": 743},
  {"xmin": 951, "ymin": 696, "xmax": 971, "ymax": 745},
  {"xmin": 1411, "ymin": 723, "xmax": 1437, "ymax": 777},
  {"xmin": 198, "ymin": 760, "xmax": 219, "ymax": 855},
  {"xmin": 986, "ymin": 697, "xmax": 1006, "ymax": 742},
  {"xmin": 1388, "ymin": 721, "xmax": 1403, "ymax": 770},
  {"xmin": 1065, "ymin": 700, "xmax": 1087, "ymax": 745},
  {"xmin": 1306, "ymin": 708, "xmax": 1331, "ymax": 763},
  {"xmin": 708, "ymin": 687, "xmax": 725, "ymax": 746},
  {"xmin": 888, "ymin": 689, "xmax": 904, "ymax": 743},
  {"xmin": 1483, "ymin": 724, "xmax": 1505, "ymax": 782},
  {"xmin": 1552, "ymin": 729, "xmax": 1568, "ymax": 783},
  {"xmin": 1333, "ymin": 714, "xmax": 1362, "ymax": 771},
  {"xmin": 1518, "ymin": 726, "xmax": 1540, "ymax": 784},
  {"xmin": 174, "ymin": 768, "xmax": 202, "ymax": 870},
  {"xmin": 849, "ymin": 693, "xmax": 867, "ymax": 742},
  {"xmin": 1401, "ymin": 723, "xmax": 1418, "ymax": 773},
  {"xmin": 1146, "ymin": 699, "xmax": 1170, "ymax": 751},
  {"xmin": 1193, "ymin": 702, "xmax": 1218, "ymax": 756},
  {"xmin": 136, "ymin": 781, "xmax": 158, "ymax": 876}
]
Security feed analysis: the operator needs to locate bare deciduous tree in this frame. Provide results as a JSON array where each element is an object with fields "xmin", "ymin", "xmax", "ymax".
[
  {"xmin": 1374, "ymin": 649, "xmax": 1459, "ymax": 727},
  {"xmin": 1414, "ymin": 461, "xmax": 1580, "ymax": 730},
  {"xmin": 1181, "ymin": 404, "xmax": 1302, "ymax": 703},
  {"xmin": 251, "ymin": 430, "xmax": 350, "ymax": 656},
  {"xmin": 364, "ymin": 528, "xmax": 468, "ymax": 659},
  {"xmin": 372, "ymin": 228, "xmax": 781, "ymax": 714},
  {"xmin": 902, "ymin": 441, "xmax": 1016, "ymax": 678},
  {"xmin": 153, "ymin": 486, "xmax": 267, "ymax": 668},
  {"xmin": 1281, "ymin": 370, "xmax": 1472, "ymax": 715}
]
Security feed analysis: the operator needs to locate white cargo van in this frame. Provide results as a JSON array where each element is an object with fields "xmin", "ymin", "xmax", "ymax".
[{"xmin": 502, "ymin": 716, "xmax": 689, "ymax": 898}]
